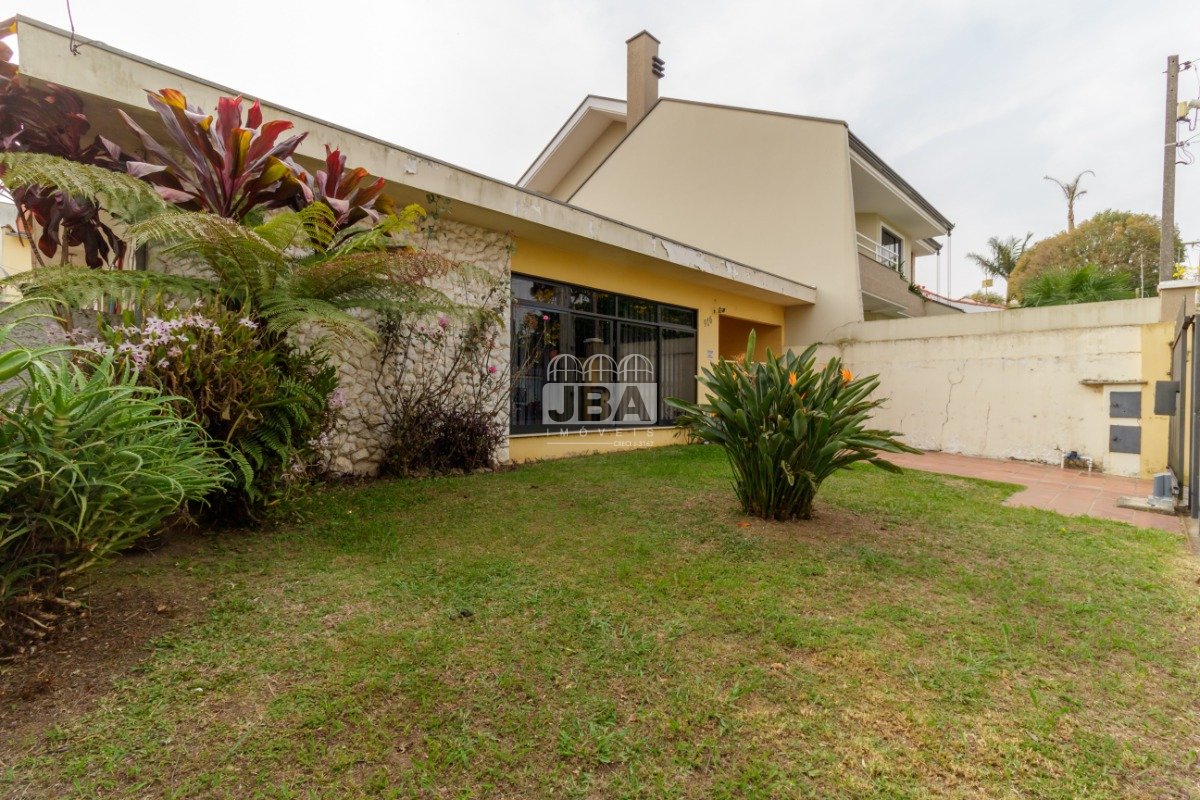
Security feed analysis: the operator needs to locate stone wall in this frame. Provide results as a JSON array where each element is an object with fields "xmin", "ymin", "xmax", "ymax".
[
  {"xmin": 319, "ymin": 219, "xmax": 513, "ymax": 476},
  {"xmin": 150, "ymin": 216, "xmax": 513, "ymax": 477},
  {"xmin": 4, "ymin": 212, "xmax": 514, "ymax": 477}
]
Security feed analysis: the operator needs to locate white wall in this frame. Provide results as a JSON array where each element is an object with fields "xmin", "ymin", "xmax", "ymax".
[{"xmin": 823, "ymin": 298, "xmax": 1171, "ymax": 477}]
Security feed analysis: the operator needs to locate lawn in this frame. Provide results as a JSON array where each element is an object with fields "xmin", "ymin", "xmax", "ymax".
[{"xmin": 3, "ymin": 445, "xmax": 1199, "ymax": 798}]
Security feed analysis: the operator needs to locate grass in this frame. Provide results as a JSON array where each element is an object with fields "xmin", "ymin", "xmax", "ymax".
[{"xmin": 3, "ymin": 444, "xmax": 1199, "ymax": 798}]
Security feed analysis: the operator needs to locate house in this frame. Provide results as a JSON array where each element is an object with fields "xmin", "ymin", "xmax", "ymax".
[
  {"xmin": 0, "ymin": 203, "xmax": 33, "ymax": 303},
  {"xmin": 9, "ymin": 17, "xmax": 954, "ymax": 469},
  {"xmin": 922, "ymin": 289, "xmax": 1007, "ymax": 313},
  {"xmin": 519, "ymin": 32, "xmax": 958, "ymax": 343}
]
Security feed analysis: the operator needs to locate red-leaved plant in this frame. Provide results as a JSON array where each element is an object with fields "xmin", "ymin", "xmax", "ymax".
[
  {"xmin": 119, "ymin": 90, "xmax": 308, "ymax": 221},
  {"xmin": 301, "ymin": 145, "xmax": 395, "ymax": 232},
  {"xmin": 0, "ymin": 17, "xmax": 128, "ymax": 267}
]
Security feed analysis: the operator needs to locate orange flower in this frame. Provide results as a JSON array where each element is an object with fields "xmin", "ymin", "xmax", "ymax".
[
  {"xmin": 840, "ymin": 367, "xmax": 853, "ymax": 385},
  {"xmin": 788, "ymin": 371, "xmax": 798, "ymax": 387}
]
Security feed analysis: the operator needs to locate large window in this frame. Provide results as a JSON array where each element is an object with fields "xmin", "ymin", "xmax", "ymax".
[{"xmin": 510, "ymin": 275, "xmax": 698, "ymax": 433}]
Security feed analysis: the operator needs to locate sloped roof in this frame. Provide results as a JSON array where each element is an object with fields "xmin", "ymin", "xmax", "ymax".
[{"xmin": 519, "ymin": 95, "xmax": 953, "ymax": 235}]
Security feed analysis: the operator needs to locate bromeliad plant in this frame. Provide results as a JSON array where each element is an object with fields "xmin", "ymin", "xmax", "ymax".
[{"xmin": 667, "ymin": 332, "xmax": 917, "ymax": 520}]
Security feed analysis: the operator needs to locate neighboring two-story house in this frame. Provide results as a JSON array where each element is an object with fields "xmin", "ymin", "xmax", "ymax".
[{"xmin": 518, "ymin": 32, "xmax": 958, "ymax": 346}]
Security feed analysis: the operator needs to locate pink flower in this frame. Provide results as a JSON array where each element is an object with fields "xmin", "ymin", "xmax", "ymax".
[
  {"xmin": 541, "ymin": 314, "xmax": 550, "ymax": 322},
  {"xmin": 437, "ymin": 315, "xmax": 449, "ymax": 330},
  {"xmin": 168, "ymin": 346, "xmax": 183, "ymax": 357},
  {"xmin": 487, "ymin": 365, "xmax": 497, "ymax": 374},
  {"xmin": 238, "ymin": 317, "xmax": 258, "ymax": 330}
]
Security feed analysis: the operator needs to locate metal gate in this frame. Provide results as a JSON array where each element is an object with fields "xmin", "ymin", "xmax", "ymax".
[{"xmin": 1167, "ymin": 308, "xmax": 1199, "ymax": 517}]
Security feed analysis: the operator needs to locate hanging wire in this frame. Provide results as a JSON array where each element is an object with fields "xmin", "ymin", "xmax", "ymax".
[{"xmin": 65, "ymin": 0, "xmax": 80, "ymax": 54}]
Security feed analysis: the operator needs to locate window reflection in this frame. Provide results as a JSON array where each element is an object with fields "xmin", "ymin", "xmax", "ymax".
[{"xmin": 509, "ymin": 275, "xmax": 698, "ymax": 432}]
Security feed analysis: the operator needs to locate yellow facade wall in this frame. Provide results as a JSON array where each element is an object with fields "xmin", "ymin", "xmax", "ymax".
[
  {"xmin": 1, "ymin": 228, "xmax": 34, "ymax": 302},
  {"xmin": 1139, "ymin": 320, "xmax": 1175, "ymax": 478},
  {"xmin": 507, "ymin": 236, "xmax": 786, "ymax": 462},
  {"xmin": 510, "ymin": 426, "xmax": 689, "ymax": 462}
]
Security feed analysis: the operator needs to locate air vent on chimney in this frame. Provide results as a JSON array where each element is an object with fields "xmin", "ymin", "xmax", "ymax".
[{"xmin": 626, "ymin": 31, "xmax": 662, "ymax": 130}]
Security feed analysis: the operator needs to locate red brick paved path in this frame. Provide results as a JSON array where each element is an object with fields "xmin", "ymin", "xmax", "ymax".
[{"xmin": 889, "ymin": 451, "xmax": 1183, "ymax": 534}]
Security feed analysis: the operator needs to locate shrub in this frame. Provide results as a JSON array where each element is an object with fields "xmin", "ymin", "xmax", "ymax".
[
  {"xmin": 374, "ymin": 275, "xmax": 509, "ymax": 476},
  {"xmin": 1008, "ymin": 210, "xmax": 1180, "ymax": 300},
  {"xmin": 90, "ymin": 304, "xmax": 338, "ymax": 519},
  {"xmin": 382, "ymin": 402, "xmax": 505, "ymax": 475},
  {"xmin": 0, "ymin": 23, "xmax": 129, "ymax": 268},
  {"xmin": 1018, "ymin": 263, "xmax": 1135, "ymax": 307},
  {"xmin": 667, "ymin": 333, "xmax": 916, "ymax": 520},
  {"xmin": 0, "ymin": 319, "xmax": 225, "ymax": 654},
  {"xmin": 300, "ymin": 145, "xmax": 395, "ymax": 231}
]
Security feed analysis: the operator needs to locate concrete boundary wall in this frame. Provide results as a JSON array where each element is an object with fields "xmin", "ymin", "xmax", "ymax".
[{"xmin": 822, "ymin": 296, "xmax": 1181, "ymax": 478}]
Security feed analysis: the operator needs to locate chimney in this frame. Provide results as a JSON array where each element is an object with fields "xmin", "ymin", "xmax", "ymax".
[{"xmin": 626, "ymin": 31, "xmax": 664, "ymax": 131}]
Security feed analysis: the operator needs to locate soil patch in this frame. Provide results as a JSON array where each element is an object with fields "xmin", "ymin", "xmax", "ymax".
[{"xmin": 0, "ymin": 533, "xmax": 213, "ymax": 747}]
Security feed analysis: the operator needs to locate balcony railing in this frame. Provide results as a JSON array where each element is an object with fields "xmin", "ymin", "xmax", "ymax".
[{"xmin": 856, "ymin": 231, "xmax": 904, "ymax": 278}]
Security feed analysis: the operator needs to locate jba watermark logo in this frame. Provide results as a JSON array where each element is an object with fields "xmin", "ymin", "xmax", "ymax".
[{"xmin": 542, "ymin": 354, "xmax": 657, "ymax": 425}]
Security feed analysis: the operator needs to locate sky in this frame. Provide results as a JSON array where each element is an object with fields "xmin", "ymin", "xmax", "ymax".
[{"xmin": 7, "ymin": 0, "xmax": 1200, "ymax": 296}]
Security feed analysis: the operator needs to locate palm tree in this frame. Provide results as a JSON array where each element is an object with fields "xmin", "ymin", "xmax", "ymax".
[
  {"xmin": 1044, "ymin": 170, "xmax": 1095, "ymax": 232},
  {"xmin": 0, "ymin": 152, "xmax": 476, "ymax": 345},
  {"xmin": 1019, "ymin": 264, "xmax": 1133, "ymax": 307},
  {"xmin": 965, "ymin": 233, "xmax": 1033, "ymax": 281}
]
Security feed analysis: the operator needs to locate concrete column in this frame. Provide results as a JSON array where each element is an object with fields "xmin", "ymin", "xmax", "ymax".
[{"xmin": 1158, "ymin": 279, "xmax": 1200, "ymax": 323}]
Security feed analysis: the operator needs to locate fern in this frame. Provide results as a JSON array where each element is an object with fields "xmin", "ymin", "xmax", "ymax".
[
  {"xmin": 1, "ymin": 155, "xmax": 470, "ymax": 347},
  {"xmin": 0, "ymin": 152, "xmax": 169, "ymax": 219},
  {"xmin": 3, "ymin": 265, "xmax": 216, "ymax": 308}
]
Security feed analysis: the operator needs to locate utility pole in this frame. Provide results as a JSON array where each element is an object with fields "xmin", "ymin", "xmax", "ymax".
[{"xmin": 1161, "ymin": 54, "xmax": 1180, "ymax": 282}]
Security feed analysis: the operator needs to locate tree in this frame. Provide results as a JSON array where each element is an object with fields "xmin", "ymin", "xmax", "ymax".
[
  {"xmin": 965, "ymin": 233, "xmax": 1033, "ymax": 285},
  {"xmin": 1019, "ymin": 264, "xmax": 1134, "ymax": 307},
  {"xmin": 1009, "ymin": 210, "xmax": 1180, "ymax": 300},
  {"xmin": 1044, "ymin": 170, "xmax": 1094, "ymax": 232}
]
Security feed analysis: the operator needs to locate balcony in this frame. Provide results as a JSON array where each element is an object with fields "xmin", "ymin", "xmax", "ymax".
[
  {"xmin": 856, "ymin": 231, "xmax": 904, "ymax": 278},
  {"xmin": 856, "ymin": 232, "xmax": 925, "ymax": 319}
]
